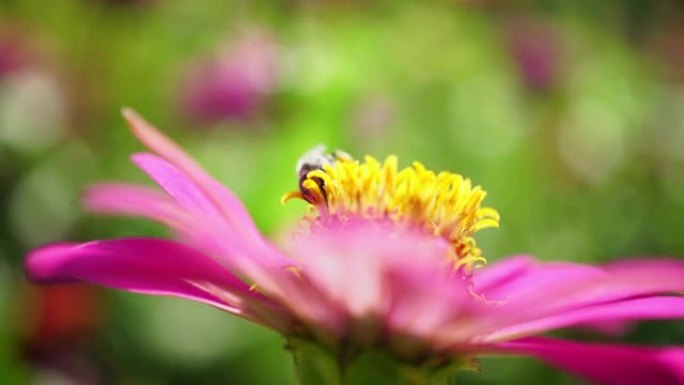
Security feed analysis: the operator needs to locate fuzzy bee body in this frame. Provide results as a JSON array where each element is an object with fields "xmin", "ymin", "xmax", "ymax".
[
  {"xmin": 295, "ymin": 145, "xmax": 352, "ymax": 181},
  {"xmin": 295, "ymin": 145, "xmax": 352, "ymax": 204}
]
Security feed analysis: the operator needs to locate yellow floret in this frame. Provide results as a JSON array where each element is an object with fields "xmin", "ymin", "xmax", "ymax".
[{"xmin": 282, "ymin": 155, "xmax": 499, "ymax": 272}]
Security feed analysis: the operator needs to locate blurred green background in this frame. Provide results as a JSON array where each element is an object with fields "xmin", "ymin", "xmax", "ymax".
[{"xmin": 1, "ymin": 1, "xmax": 684, "ymax": 384}]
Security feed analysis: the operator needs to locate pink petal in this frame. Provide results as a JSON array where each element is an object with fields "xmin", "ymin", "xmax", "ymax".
[
  {"xmin": 86, "ymin": 182, "xmax": 305, "ymax": 308},
  {"xmin": 131, "ymin": 153, "xmax": 221, "ymax": 216},
  {"xmin": 121, "ymin": 108, "xmax": 258, "ymax": 237},
  {"xmin": 101, "ymin": 111, "xmax": 317, "ymax": 323},
  {"xmin": 128, "ymin": 152, "xmax": 268, "ymax": 255},
  {"xmin": 481, "ymin": 296, "xmax": 684, "ymax": 342},
  {"xmin": 474, "ymin": 258, "xmax": 603, "ymax": 302},
  {"xmin": 84, "ymin": 183, "xmax": 323, "ymax": 334},
  {"xmin": 289, "ymin": 222, "xmax": 451, "ymax": 318},
  {"xmin": 84, "ymin": 183, "xmax": 237, "ymax": 263},
  {"xmin": 385, "ymin": 266, "xmax": 476, "ymax": 347},
  {"xmin": 471, "ymin": 255, "xmax": 535, "ymax": 293},
  {"xmin": 493, "ymin": 337, "xmax": 684, "ymax": 385},
  {"xmin": 577, "ymin": 259, "xmax": 684, "ymax": 305},
  {"xmin": 83, "ymin": 182, "xmax": 182, "ymax": 222},
  {"xmin": 285, "ymin": 221, "xmax": 480, "ymax": 341},
  {"xmin": 472, "ymin": 257, "xmax": 684, "ymax": 332},
  {"xmin": 130, "ymin": 150, "xmax": 295, "ymax": 271},
  {"xmin": 25, "ymin": 238, "xmax": 284, "ymax": 329}
]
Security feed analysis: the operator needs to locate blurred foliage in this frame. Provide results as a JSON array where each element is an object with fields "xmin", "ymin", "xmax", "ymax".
[{"xmin": 1, "ymin": 0, "xmax": 684, "ymax": 384}]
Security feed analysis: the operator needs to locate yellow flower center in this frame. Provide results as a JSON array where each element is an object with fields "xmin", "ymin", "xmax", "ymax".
[{"xmin": 282, "ymin": 153, "xmax": 500, "ymax": 272}]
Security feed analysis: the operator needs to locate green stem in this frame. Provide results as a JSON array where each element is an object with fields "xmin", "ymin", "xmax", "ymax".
[{"xmin": 287, "ymin": 338, "xmax": 460, "ymax": 385}]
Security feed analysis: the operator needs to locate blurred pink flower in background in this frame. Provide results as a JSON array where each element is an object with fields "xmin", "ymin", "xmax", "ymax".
[
  {"xmin": 505, "ymin": 19, "xmax": 564, "ymax": 92},
  {"xmin": 0, "ymin": 25, "xmax": 32, "ymax": 80},
  {"xmin": 24, "ymin": 110, "xmax": 684, "ymax": 384},
  {"xmin": 178, "ymin": 30, "xmax": 280, "ymax": 126},
  {"xmin": 0, "ymin": 23, "xmax": 68, "ymax": 152}
]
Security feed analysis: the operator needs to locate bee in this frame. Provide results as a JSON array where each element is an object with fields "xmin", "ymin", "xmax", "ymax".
[
  {"xmin": 295, "ymin": 145, "xmax": 352, "ymax": 202},
  {"xmin": 295, "ymin": 144, "xmax": 352, "ymax": 182}
]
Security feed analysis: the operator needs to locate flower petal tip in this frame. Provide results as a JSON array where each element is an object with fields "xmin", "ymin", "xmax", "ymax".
[
  {"xmin": 25, "ymin": 243, "xmax": 79, "ymax": 284},
  {"xmin": 121, "ymin": 106, "xmax": 149, "ymax": 129},
  {"xmin": 121, "ymin": 107, "xmax": 151, "ymax": 136}
]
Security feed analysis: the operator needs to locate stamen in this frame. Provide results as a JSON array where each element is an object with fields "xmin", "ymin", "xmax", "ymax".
[{"xmin": 283, "ymin": 152, "xmax": 499, "ymax": 272}]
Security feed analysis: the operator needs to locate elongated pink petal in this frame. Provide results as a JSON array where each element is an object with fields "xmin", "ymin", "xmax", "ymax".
[
  {"xmin": 128, "ymin": 152, "xmax": 264, "ymax": 252},
  {"xmin": 84, "ymin": 183, "xmax": 236, "ymax": 261},
  {"xmin": 493, "ymin": 337, "xmax": 684, "ymax": 385},
  {"xmin": 482, "ymin": 258, "xmax": 684, "ymax": 305},
  {"xmin": 474, "ymin": 259, "xmax": 603, "ymax": 302},
  {"xmin": 127, "ymin": 152, "xmax": 292, "ymax": 270},
  {"xmin": 84, "ymin": 182, "xmax": 303, "ymax": 306},
  {"xmin": 84, "ymin": 182, "xmax": 237, "ymax": 243},
  {"xmin": 470, "ymin": 257, "xmax": 684, "ymax": 334},
  {"xmin": 574, "ymin": 259, "xmax": 684, "ymax": 305},
  {"xmin": 24, "ymin": 238, "xmax": 290, "ymax": 330},
  {"xmin": 471, "ymin": 255, "xmax": 535, "ymax": 293},
  {"xmin": 114, "ymin": 111, "xmax": 323, "ymax": 323},
  {"xmin": 121, "ymin": 108, "xmax": 258, "ymax": 237},
  {"xmin": 480, "ymin": 296, "xmax": 684, "ymax": 342},
  {"xmin": 84, "ymin": 182, "xmax": 182, "ymax": 221},
  {"xmin": 131, "ymin": 152, "xmax": 221, "ymax": 216}
]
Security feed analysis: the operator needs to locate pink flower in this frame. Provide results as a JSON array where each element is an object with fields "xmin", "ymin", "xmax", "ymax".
[
  {"xmin": 0, "ymin": 26, "xmax": 31, "ymax": 79},
  {"xmin": 0, "ymin": 23, "xmax": 57, "ymax": 80},
  {"xmin": 178, "ymin": 30, "xmax": 280, "ymax": 125},
  {"xmin": 26, "ymin": 109, "xmax": 684, "ymax": 384},
  {"xmin": 505, "ymin": 18, "xmax": 564, "ymax": 93}
]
